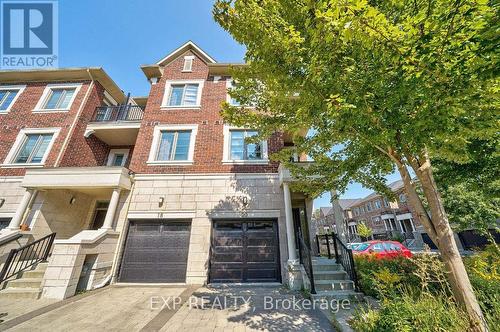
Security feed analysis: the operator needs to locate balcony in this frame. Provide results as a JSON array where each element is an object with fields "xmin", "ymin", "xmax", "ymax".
[
  {"xmin": 278, "ymin": 161, "xmax": 316, "ymax": 184},
  {"xmin": 85, "ymin": 105, "xmax": 144, "ymax": 145}
]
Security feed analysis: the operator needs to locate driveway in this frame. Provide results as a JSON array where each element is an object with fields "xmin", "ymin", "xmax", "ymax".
[{"xmin": 0, "ymin": 285, "xmax": 335, "ymax": 332}]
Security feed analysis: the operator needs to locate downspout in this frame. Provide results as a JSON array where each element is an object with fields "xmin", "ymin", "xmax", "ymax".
[{"xmin": 54, "ymin": 69, "xmax": 95, "ymax": 167}]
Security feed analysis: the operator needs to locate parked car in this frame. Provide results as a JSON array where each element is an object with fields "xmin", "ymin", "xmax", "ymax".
[
  {"xmin": 348, "ymin": 242, "xmax": 363, "ymax": 250},
  {"xmin": 352, "ymin": 240, "xmax": 412, "ymax": 258}
]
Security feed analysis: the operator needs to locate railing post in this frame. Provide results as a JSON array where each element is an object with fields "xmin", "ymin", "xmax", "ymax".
[
  {"xmin": 348, "ymin": 248, "xmax": 359, "ymax": 291},
  {"xmin": 315, "ymin": 234, "xmax": 320, "ymax": 256},
  {"xmin": 0, "ymin": 250, "xmax": 16, "ymax": 283},
  {"xmin": 325, "ymin": 233, "xmax": 331, "ymax": 259},
  {"xmin": 332, "ymin": 232, "xmax": 340, "ymax": 264}
]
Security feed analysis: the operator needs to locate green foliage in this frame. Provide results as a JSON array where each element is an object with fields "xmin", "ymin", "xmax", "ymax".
[
  {"xmin": 357, "ymin": 223, "xmax": 373, "ymax": 239},
  {"xmin": 351, "ymin": 292, "xmax": 470, "ymax": 332}
]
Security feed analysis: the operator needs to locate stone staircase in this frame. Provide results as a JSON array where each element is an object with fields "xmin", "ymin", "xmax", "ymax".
[
  {"xmin": 310, "ymin": 257, "xmax": 363, "ymax": 301},
  {"xmin": 0, "ymin": 262, "xmax": 47, "ymax": 299}
]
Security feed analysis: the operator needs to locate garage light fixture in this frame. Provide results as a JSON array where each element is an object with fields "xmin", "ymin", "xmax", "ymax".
[
  {"xmin": 0, "ymin": 198, "xmax": 4, "ymax": 208},
  {"xmin": 69, "ymin": 196, "xmax": 76, "ymax": 205},
  {"xmin": 158, "ymin": 197, "xmax": 165, "ymax": 207}
]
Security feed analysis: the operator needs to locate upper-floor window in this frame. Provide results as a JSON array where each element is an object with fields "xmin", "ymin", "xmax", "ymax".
[
  {"xmin": 107, "ymin": 149, "xmax": 129, "ymax": 167},
  {"xmin": 182, "ymin": 56, "xmax": 194, "ymax": 72},
  {"xmin": 374, "ymin": 199, "xmax": 381, "ymax": 209},
  {"xmin": 0, "ymin": 85, "xmax": 25, "ymax": 113},
  {"xmin": 2, "ymin": 128, "xmax": 60, "ymax": 167},
  {"xmin": 353, "ymin": 207, "xmax": 359, "ymax": 216},
  {"xmin": 366, "ymin": 202, "xmax": 372, "ymax": 211},
  {"xmin": 162, "ymin": 80, "xmax": 204, "ymax": 108},
  {"xmin": 226, "ymin": 80, "xmax": 240, "ymax": 106},
  {"xmin": 147, "ymin": 125, "xmax": 198, "ymax": 165},
  {"xmin": 34, "ymin": 83, "xmax": 81, "ymax": 112},
  {"xmin": 222, "ymin": 126, "xmax": 268, "ymax": 164},
  {"xmin": 383, "ymin": 197, "xmax": 390, "ymax": 207}
]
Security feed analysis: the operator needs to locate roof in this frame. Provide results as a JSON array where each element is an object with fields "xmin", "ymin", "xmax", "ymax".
[
  {"xmin": 320, "ymin": 207, "xmax": 332, "ymax": 216},
  {"xmin": 338, "ymin": 199, "xmax": 360, "ymax": 210},
  {"xmin": 141, "ymin": 41, "xmax": 218, "ymax": 80},
  {"xmin": 350, "ymin": 179, "xmax": 407, "ymax": 206},
  {"xmin": 0, "ymin": 67, "xmax": 126, "ymax": 103}
]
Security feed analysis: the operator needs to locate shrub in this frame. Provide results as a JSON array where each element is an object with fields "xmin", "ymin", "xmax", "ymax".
[{"xmin": 351, "ymin": 292, "xmax": 469, "ymax": 332}]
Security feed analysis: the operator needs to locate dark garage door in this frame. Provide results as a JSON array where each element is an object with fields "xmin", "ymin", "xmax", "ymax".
[
  {"xmin": 210, "ymin": 220, "xmax": 280, "ymax": 283},
  {"xmin": 119, "ymin": 220, "xmax": 191, "ymax": 283}
]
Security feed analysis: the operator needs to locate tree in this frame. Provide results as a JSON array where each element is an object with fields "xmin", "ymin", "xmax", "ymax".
[
  {"xmin": 213, "ymin": 0, "xmax": 497, "ymax": 330},
  {"xmin": 357, "ymin": 222, "xmax": 373, "ymax": 240}
]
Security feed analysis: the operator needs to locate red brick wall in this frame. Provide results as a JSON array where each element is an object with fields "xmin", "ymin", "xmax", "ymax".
[
  {"xmin": 129, "ymin": 50, "xmax": 283, "ymax": 174},
  {"xmin": 0, "ymin": 80, "xmax": 110, "ymax": 176}
]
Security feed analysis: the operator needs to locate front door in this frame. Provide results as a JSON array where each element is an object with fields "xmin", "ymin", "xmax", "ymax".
[{"xmin": 209, "ymin": 220, "xmax": 280, "ymax": 283}]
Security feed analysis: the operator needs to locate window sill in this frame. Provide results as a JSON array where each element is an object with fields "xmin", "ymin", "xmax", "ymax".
[
  {"xmin": 0, "ymin": 163, "xmax": 45, "ymax": 169},
  {"xmin": 160, "ymin": 106, "xmax": 201, "ymax": 110},
  {"xmin": 32, "ymin": 109, "xmax": 70, "ymax": 113},
  {"xmin": 222, "ymin": 160, "xmax": 269, "ymax": 165},
  {"xmin": 146, "ymin": 160, "xmax": 194, "ymax": 166}
]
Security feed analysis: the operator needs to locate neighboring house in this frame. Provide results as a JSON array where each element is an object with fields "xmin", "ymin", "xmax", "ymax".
[
  {"xmin": 314, "ymin": 180, "xmax": 425, "ymax": 245},
  {"xmin": 0, "ymin": 41, "xmax": 314, "ymax": 299}
]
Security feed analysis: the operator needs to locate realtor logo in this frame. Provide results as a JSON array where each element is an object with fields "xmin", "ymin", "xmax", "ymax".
[{"xmin": 1, "ymin": 0, "xmax": 58, "ymax": 68}]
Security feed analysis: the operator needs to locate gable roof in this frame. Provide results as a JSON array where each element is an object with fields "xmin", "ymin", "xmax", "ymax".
[
  {"xmin": 338, "ymin": 199, "xmax": 360, "ymax": 210},
  {"xmin": 156, "ymin": 41, "xmax": 216, "ymax": 66},
  {"xmin": 320, "ymin": 207, "xmax": 332, "ymax": 216}
]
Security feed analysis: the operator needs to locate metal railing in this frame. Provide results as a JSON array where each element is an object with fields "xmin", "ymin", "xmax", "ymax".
[
  {"xmin": 0, "ymin": 233, "xmax": 56, "ymax": 285},
  {"xmin": 90, "ymin": 105, "xmax": 144, "ymax": 122},
  {"xmin": 298, "ymin": 233, "xmax": 316, "ymax": 294},
  {"xmin": 316, "ymin": 233, "xmax": 359, "ymax": 291}
]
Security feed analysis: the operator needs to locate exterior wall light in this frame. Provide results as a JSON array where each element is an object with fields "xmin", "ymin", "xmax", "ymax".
[
  {"xmin": 242, "ymin": 196, "xmax": 248, "ymax": 206},
  {"xmin": 0, "ymin": 198, "xmax": 5, "ymax": 208},
  {"xmin": 69, "ymin": 196, "xmax": 76, "ymax": 205},
  {"xmin": 158, "ymin": 197, "xmax": 165, "ymax": 207}
]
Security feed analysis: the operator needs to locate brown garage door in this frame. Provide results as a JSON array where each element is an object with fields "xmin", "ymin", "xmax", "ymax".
[
  {"xmin": 209, "ymin": 220, "xmax": 280, "ymax": 283},
  {"xmin": 119, "ymin": 220, "xmax": 191, "ymax": 283}
]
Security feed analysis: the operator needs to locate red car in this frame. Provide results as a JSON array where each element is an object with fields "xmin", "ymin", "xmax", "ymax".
[{"xmin": 352, "ymin": 240, "xmax": 412, "ymax": 258}]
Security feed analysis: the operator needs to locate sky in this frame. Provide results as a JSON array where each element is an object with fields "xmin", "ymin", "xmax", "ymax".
[{"xmin": 57, "ymin": 0, "xmax": 401, "ymax": 209}]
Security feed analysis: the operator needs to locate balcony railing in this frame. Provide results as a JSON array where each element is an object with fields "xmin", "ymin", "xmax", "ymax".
[{"xmin": 90, "ymin": 105, "xmax": 144, "ymax": 123}]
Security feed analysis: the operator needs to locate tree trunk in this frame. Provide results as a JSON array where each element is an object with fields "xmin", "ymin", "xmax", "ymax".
[{"xmin": 397, "ymin": 156, "xmax": 488, "ymax": 331}]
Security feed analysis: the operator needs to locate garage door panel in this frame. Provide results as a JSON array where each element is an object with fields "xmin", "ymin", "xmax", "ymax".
[
  {"xmin": 210, "ymin": 220, "xmax": 279, "ymax": 283},
  {"xmin": 119, "ymin": 220, "xmax": 191, "ymax": 283}
]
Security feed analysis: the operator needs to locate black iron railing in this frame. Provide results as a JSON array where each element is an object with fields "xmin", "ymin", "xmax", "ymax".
[
  {"xmin": 0, "ymin": 232, "xmax": 56, "ymax": 285},
  {"xmin": 298, "ymin": 233, "xmax": 316, "ymax": 294},
  {"xmin": 331, "ymin": 233, "xmax": 359, "ymax": 291},
  {"xmin": 316, "ymin": 233, "xmax": 359, "ymax": 291},
  {"xmin": 91, "ymin": 105, "xmax": 144, "ymax": 122}
]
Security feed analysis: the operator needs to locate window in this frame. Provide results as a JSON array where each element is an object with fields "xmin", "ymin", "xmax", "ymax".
[
  {"xmin": 226, "ymin": 80, "xmax": 240, "ymax": 106},
  {"xmin": 147, "ymin": 125, "xmax": 197, "ymax": 165},
  {"xmin": 383, "ymin": 197, "xmax": 390, "ymax": 207},
  {"xmin": 162, "ymin": 80, "xmax": 204, "ymax": 108},
  {"xmin": 374, "ymin": 200, "xmax": 381, "ymax": 209},
  {"xmin": 0, "ymin": 218, "xmax": 11, "ymax": 230},
  {"xmin": 156, "ymin": 131, "xmax": 191, "ymax": 161},
  {"xmin": 353, "ymin": 207, "xmax": 359, "ymax": 216},
  {"xmin": 2, "ymin": 128, "xmax": 60, "ymax": 167},
  {"xmin": 107, "ymin": 149, "xmax": 129, "ymax": 167},
  {"xmin": 366, "ymin": 202, "xmax": 372, "ymax": 211},
  {"xmin": 34, "ymin": 84, "xmax": 81, "ymax": 112},
  {"xmin": 0, "ymin": 86, "xmax": 25, "ymax": 113},
  {"xmin": 182, "ymin": 56, "xmax": 194, "ymax": 72},
  {"xmin": 223, "ymin": 126, "xmax": 268, "ymax": 164}
]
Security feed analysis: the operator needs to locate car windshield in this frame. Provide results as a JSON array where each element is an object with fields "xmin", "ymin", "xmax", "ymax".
[
  {"xmin": 353, "ymin": 243, "xmax": 370, "ymax": 251},
  {"xmin": 350, "ymin": 243, "xmax": 362, "ymax": 250}
]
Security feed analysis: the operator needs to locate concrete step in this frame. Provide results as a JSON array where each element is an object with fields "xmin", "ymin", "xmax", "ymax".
[
  {"xmin": 311, "ymin": 260, "xmax": 342, "ymax": 272},
  {"xmin": 314, "ymin": 279, "xmax": 354, "ymax": 291},
  {"xmin": 21, "ymin": 269, "xmax": 46, "ymax": 279},
  {"xmin": 34, "ymin": 262, "xmax": 48, "ymax": 271},
  {"xmin": 313, "ymin": 270, "xmax": 347, "ymax": 281},
  {"xmin": 311, "ymin": 290, "xmax": 364, "ymax": 302},
  {"xmin": 0, "ymin": 288, "xmax": 41, "ymax": 299},
  {"xmin": 6, "ymin": 277, "xmax": 43, "ymax": 289}
]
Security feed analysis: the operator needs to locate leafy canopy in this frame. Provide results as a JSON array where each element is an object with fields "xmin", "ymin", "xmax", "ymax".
[{"xmin": 213, "ymin": 0, "xmax": 498, "ymax": 198}]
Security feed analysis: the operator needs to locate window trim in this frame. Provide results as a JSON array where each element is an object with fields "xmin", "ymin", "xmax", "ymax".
[
  {"xmin": 1, "ymin": 128, "xmax": 60, "ymax": 168},
  {"xmin": 0, "ymin": 85, "xmax": 26, "ymax": 114},
  {"xmin": 182, "ymin": 56, "xmax": 194, "ymax": 72},
  {"xmin": 226, "ymin": 79, "xmax": 240, "ymax": 106},
  {"xmin": 33, "ymin": 83, "xmax": 82, "ymax": 112},
  {"xmin": 107, "ymin": 149, "xmax": 129, "ymax": 167},
  {"xmin": 161, "ymin": 80, "xmax": 204, "ymax": 109},
  {"xmin": 147, "ymin": 124, "xmax": 198, "ymax": 165},
  {"xmin": 222, "ymin": 125, "xmax": 269, "ymax": 165}
]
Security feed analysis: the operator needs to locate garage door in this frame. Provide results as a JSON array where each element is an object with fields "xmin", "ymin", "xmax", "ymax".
[
  {"xmin": 119, "ymin": 220, "xmax": 191, "ymax": 283},
  {"xmin": 210, "ymin": 220, "xmax": 280, "ymax": 283}
]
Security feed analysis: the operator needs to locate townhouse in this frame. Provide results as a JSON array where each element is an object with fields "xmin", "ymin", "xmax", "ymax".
[{"xmin": 0, "ymin": 42, "xmax": 314, "ymax": 299}]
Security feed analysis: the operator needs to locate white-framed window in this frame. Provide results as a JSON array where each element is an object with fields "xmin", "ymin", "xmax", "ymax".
[
  {"xmin": 399, "ymin": 193, "xmax": 407, "ymax": 203},
  {"xmin": 0, "ymin": 85, "xmax": 26, "ymax": 113},
  {"xmin": 222, "ymin": 125, "xmax": 268, "ymax": 164},
  {"xmin": 366, "ymin": 202, "xmax": 372, "ymax": 211},
  {"xmin": 353, "ymin": 207, "xmax": 359, "ymax": 216},
  {"xmin": 383, "ymin": 197, "xmax": 390, "ymax": 207},
  {"xmin": 107, "ymin": 149, "xmax": 129, "ymax": 167},
  {"xmin": 371, "ymin": 216, "xmax": 382, "ymax": 224},
  {"xmin": 147, "ymin": 125, "xmax": 198, "ymax": 165},
  {"xmin": 182, "ymin": 56, "xmax": 194, "ymax": 72},
  {"xmin": 2, "ymin": 128, "xmax": 60, "ymax": 167},
  {"xmin": 374, "ymin": 199, "xmax": 381, "ymax": 209},
  {"xmin": 226, "ymin": 80, "xmax": 240, "ymax": 106},
  {"xmin": 161, "ymin": 80, "xmax": 204, "ymax": 108},
  {"xmin": 34, "ymin": 83, "xmax": 82, "ymax": 112}
]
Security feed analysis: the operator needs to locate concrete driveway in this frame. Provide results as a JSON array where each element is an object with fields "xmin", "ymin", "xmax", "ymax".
[{"xmin": 0, "ymin": 285, "xmax": 335, "ymax": 332}]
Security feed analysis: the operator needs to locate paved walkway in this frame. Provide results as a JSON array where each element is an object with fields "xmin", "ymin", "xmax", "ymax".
[{"xmin": 0, "ymin": 285, "xmax": 335, "ymax": 332}]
